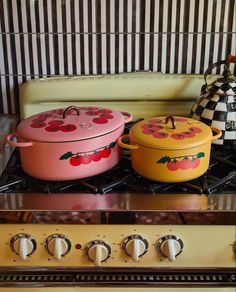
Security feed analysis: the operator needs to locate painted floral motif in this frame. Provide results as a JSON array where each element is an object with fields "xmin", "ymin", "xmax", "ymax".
[
  {"xmin": 31, "ymin": 115, "xmax": 77, "ymax": 132},
  {"xmin": 141, "ymin": 119, "xmax": 169, "ymax": 139},
  {"xmin": 157, "ymin": 152, "xmax": 205, "ymax": 171},
  {"xmin": 170, "ymin": 127, "xmax": 202, "ymax": 140},
  {"xmin": 59, "ymin": 142, "xmax": 116, "ymax": 166},
  {"xmin": 84, "ymin": 108, "xmax": 114, "ymax": 124},
  {"xmin": 30, "ymin": 107, "xmax": 115, "ymax": 131},
  {"xmin": 141, "ymin": 117, "xmax": 202, "ymax": 140}
]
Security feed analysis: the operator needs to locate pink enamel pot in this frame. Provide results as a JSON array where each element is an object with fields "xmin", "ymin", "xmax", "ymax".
[{"xmin": 6, "ymin": 106, "xmax": 132, "ymax": 181}]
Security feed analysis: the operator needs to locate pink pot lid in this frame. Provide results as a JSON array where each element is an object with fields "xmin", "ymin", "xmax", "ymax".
[{"xmin": 17, "ymin": 106, "xmax": 132, "ymax": 142}]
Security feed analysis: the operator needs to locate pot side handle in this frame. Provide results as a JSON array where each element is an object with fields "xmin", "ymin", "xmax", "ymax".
[
  {"xmin": 210, "ymin": 127, "xmax": 222, "ymax": 141},
  {"xmin": 118, "ymin": 134, "xmax": 139, "ymax": 150},
  {"xmin": 6, "ymin": 132, "xmax": 33, "ymax": 148},
  {"xmin": 120, "ymin": 112, "xmax": 133, "ymax": 124}
]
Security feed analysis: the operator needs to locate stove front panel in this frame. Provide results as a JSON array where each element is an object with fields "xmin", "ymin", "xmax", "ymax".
[{"xmin": 0, "ymin": 224, "xmax": 235, "ymax": 268}]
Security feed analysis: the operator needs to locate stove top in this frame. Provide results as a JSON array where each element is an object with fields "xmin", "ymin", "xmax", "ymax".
[
  {"xmin": 0, "ymin": 118, "xmax": 235, "ymax": 224},
  {"xmin": 0, "ymin": 142, "xmax": 235, "ymax": 196}
]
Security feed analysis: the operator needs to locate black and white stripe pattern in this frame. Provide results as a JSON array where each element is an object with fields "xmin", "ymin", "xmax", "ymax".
[{"xmin": 0, "ymin": 0, "xmax": 235, "ymax": 114}]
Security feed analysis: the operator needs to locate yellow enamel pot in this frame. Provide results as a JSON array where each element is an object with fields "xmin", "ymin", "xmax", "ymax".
[{"xmin": 118, "ymin": 116, "xmax": 222, "ymax": 183}]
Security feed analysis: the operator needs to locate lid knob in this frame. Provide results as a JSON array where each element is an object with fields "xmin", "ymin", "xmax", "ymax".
[
  {"xmin": 63, "ymin": 106, "xmax": 80, "ymax": 119},
  {"xmin": 165, "ymin": 116, "xmax": 176, "ymax": 130}
]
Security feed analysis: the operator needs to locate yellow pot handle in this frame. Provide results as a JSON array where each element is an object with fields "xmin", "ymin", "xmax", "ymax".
[
  {"xmin": 210, "ymin": 127, "xmax": 222, "ymax": 141},
  {"xmin": 118, "ymin": 134, "xmax": 139, "ymax": 150}
]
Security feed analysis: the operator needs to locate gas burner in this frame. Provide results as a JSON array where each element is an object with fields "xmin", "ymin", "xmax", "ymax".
[{"xmin": 0, "ymin": 145, "xmax": 235, "ymax": 195}]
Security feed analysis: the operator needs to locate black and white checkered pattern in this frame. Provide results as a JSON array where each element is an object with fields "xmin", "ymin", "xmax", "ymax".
[{"xmin": 191, "ymin": 80, "xmax": 236, "ymax": 147}]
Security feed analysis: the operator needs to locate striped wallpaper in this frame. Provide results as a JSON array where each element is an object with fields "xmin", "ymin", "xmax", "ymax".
[{"xmin": 0, "ymin": 0, "xmax": 235, "ymax": 114}]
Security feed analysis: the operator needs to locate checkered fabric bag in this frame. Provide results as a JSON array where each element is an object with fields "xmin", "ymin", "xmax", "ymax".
[{"xmin": 190, "ymin": 60, "xmax": 236, "ymax": 147}]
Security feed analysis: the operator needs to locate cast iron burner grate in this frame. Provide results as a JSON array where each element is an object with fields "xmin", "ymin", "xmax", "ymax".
[{"xmin": 0, "ymin": 145, "xmax": 235, "ymax": 195}]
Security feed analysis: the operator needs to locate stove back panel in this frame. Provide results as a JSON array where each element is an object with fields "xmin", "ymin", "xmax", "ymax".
[{"xmin": 20, "ymin": 73, "xmax": 216, "ymax": 120}]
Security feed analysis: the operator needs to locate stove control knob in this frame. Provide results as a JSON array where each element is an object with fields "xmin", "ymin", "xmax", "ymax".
[
  {"xmin": 157, "ymin": 235, "xmax": 184, "ymax": 262},
  {"xmin": 44, "ymin": 234, "xmax": 71, "ymax": 260},
  {"xmin": 10, "ymin": 233, "xmax": 37, "ymax": 260},
  {"xmin": 122, "ymin": 235, "xmax": 149, "ymax": 262},
  {"xmin": 85, "ymin": 240, "xmax": 111, "ymax": 266}
]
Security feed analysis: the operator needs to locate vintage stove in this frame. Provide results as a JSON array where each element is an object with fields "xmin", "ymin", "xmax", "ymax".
[{"xmin": 0, "ymin": 73, "xmax": 235, "ymax": 291}]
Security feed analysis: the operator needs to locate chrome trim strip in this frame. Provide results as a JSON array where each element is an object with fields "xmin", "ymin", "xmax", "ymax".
[{"xmin": 0, "ymin": 193, "xmax": 235, "ymax": 212}]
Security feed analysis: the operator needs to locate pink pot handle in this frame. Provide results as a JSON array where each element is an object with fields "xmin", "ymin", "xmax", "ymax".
[
  {"xmin": 6, "ymin": 132, "xmax": 33, "ymax": 148},
  {"xmin": 121, "ymin": 111, "xmax": 133, "ymax": 123}
]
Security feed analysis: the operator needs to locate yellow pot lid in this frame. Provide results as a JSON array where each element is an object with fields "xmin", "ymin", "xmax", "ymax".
[{"xmin": 130, "ymin": 116, "xmax": 213, "ymax": 149}]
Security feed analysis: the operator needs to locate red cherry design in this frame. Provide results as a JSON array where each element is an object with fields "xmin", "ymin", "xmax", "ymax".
[
  {"xmin": 183, "ymin": 131, "xmax": 195, "ymax": 138},
  {"xmin": 171, "ymin": 133, "xmax": 185, "ymax": 140},
  {"xmin": 31, "ymin": 122, "xmax": 47, "ymax": 128},
  {"xmin": 70, "ymin": 155, "xmax": 83, "ymax": 166},
  {"xmin": 153, "ymin": 132, "xmax": 169, "ymax": 138},
  {"xmin": 175, "ymin": 117, "xmax": 188, "ymax": 122},
  {"xmin": 101, "ymin": 148, "xmax": 111, "ymax": 158},
  {"xmin": 45, "ymin": 126, "xmax": 60, "ymax": 132},
  {"xmin": 32, "ymin": 118, "xmax": 46, "ymax": 123},
  {"xmin": 60, "ymin": 124, "xmax": 77, "ymax": 132},
  {"xmin": 48, "ymin": 120, "xmax": 64, "ymax": 126},
  {"xmin": 152, "ymin": 125, "xmax": 164, "ymax": 130},
  {"xmin": 143, "ymin": 128, "xmax": 156, "ymax": 134},
  {"xmin": 189, "ymin": 127, "xmax": 202, "ymax": 133},
  {"xmin": 99, "ymin": 114, "xmax": 113, "ymax": 119},
  {"xmin": 85, "ymin": 110, "xmax": 100, "ymax": 116},
  {"xmin": 99, "ymin": 109, "xmax": 112, "ymax": 114},
  {"xmin": 37, "ymin": 113, "xmax": 53, "ymax": 119},
  {"xmin": 45, "ymin": 113, "xmax": 53, "ymax": 118},
  {"xmin": 148, "ymin": 118, "xmax": 162, "ymax": 124},
  {"xmin": 167, "ymin": 161, "xmax": 179, "ymax": 171},
  {"xmin": 82, "ymin": 155, "xmax": 93, "ymax": 164},
  {"xmin": 142, "ymin": 124, "xmax": 163, "ymax": 131},
  {"xmin": 191, "ymin": 158, "xmax": 200, "ymax": 168},
  {"xmin": 92, "ymin": 151, "xmax": 103, "ymax": 162},
  {"xmin": 141, "ymin": 124, "xmax": 154, "ymax": 129},
  {"xmin": 93, "ymin": 118, "xmax": 108, "ymax": 124},
  {"xmin": 178, "ymin": 158, "xmax": 192, "ymax": 170}
]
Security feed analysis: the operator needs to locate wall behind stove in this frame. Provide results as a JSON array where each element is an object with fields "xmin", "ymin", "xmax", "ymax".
[{"xmin": 0, "ymin": 0, "xmax": 235, "ymax": 114}]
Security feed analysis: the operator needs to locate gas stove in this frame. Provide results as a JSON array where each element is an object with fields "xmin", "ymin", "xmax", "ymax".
[
  {"xmin": 0, "ymin": 132, "xmax": 236, "ymax": 196},
  {"xmin": 0, "ymin": 74, "xmax": 235, "ymax": 290}
]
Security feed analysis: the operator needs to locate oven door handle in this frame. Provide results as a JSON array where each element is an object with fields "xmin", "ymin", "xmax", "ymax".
[{"xmin": 6, "ymin": 132, "xmax": 34, "ymax": 148}]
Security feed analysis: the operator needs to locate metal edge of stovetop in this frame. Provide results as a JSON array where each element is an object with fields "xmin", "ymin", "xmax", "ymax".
[{"xmin": 0, "ymin": 192, "xmax": 235, "ymax": 212}]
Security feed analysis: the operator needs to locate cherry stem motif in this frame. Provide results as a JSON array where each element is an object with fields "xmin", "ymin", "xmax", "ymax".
[
  {"xmin": 71, "ymin": 143, "xmax": 115, "ymax": 157},
  {"xmin": 170, "ymin": 154, "xmax": 198, "ymax": 160}
]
